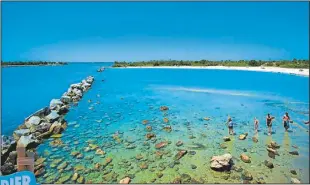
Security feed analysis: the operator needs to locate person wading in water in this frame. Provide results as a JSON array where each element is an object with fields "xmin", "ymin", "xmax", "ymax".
[
  {"xmin": 266, "ymin": 113, "xmax": 275, "ymax": 135},
  {"xmin": 227, "ymin": 117, "xmax": 234, "ymax": 135},
  {"xmin": 283, "ymin": 112, "xmax": 291, "ymax": 132},
  {"xmin": 254, "ymin": 117, "xmax": 259, "ymax": 134}
]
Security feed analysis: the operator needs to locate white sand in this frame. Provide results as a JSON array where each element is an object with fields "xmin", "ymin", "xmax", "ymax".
[{"xmin": 121, "ymin": 66, "xmax": 309, "ymax": 77}]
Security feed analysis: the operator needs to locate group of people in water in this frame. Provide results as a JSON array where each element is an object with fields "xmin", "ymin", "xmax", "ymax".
[{"xmin": 226, "ymin": 112, "xmax": 299, "ymax": 136}]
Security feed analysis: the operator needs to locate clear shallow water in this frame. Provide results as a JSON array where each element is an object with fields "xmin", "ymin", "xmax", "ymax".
[{"xmin": 2, "ymin": 65, "xmax": 309, "ymax": 183}]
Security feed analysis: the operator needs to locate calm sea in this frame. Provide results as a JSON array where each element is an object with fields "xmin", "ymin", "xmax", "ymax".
[{"xmin": 1, "ymin": 63, "xmax": 309, "ymax": 183}]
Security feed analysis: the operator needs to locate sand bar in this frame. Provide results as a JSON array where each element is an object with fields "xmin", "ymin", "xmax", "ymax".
[{"xmin": 120, "ymin": 66, "xmax": 309, "ymax": 77}]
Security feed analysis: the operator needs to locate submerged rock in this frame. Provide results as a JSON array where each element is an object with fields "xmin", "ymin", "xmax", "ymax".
[
  {"xmin": 146, "ymin": 133, "xmax": 156, "ymax": 140},
  {"xmin": 210, "ymin": 153, "xmax": 232, "ymax": 171},
  {"xmin": 180, "ymin": 174, "xmax": 191, "ymax": 183},
  {"xmin": 223, "ymin": 136, "xmax": 231, "ymax": 142},
  {"xmin": 175, "ymin": 150, "xmax": 187, "ymax": 160},
  {"xmin": 160, "ymin": 106, "xmax": 169, "ymax": 111},
  {"xmin": 268, "ymin": 141, "xmax": 280, "ymax": 149},
  {"xmin": 267, "ymin": 147, "xmax": 279, "ymax": 156},
  {"xmin": 142, "ymin": 120, "xmax": 149, "ymax": 124},
  {"xmin": 289, "ymin": 151, "xmax": 299, "ymax": 155},
  {"xmin": 239, "ymin": 134, "xmax": 247, "ymax": 140},
  {"xmin": 139, "ymin": 162, "xmax": 148, "ymax": 170},
  {"xmin": 163, "ymin": 126, "xmax": 172, "ymax": 132},
  {"xmin": 264, "ymin": 160, "xmax": 274, "ymax": 169},
  {"xmin": 146, "ymin": 126, "xmax": 152, "ymax": 132},
  {"xmin": 163, "ymin": 118, "xmax": 169, "ymax": 123},
  {"xmin": 291, "ymin": 178, "xmax": 301, "ymax": 184},
  {"xmin": 252, "ymin": 136, "xmax": 258, "ymax": 143},
  {"xmin": 242, "ymin": 170, "xmax": 253, "ymax": 181},
  {"xmin": 176, "ymin": 141, "xmax": 183, "ymax": 147},
  {"xmin": 72, "ymin": 173, "xmax": 79, "ymax": 181},
  {"xmin": 290, "ymin": 169, "xmax": 297, "ymax": 175},
  {"xmin": 240, "ymin": 153, "xmax": 251, "ymax": 163},
  {"xmin": 155, "ymin": 142, "xmax": 168, "ymax": 149},
  {"xmin": 120, "ymin": 177, "xmax": 131, "ymax": 184}
]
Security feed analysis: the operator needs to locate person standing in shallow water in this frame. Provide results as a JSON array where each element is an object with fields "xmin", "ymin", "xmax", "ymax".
[
  {"xmin": 254, "ymin": 117, "xmax": 259, "ymax": 134},
  {"xmin": 266, "ymin": 113, "xmax": 274, "ymax": 135},
  {"xmin": 283, "ymin": 112, "xmax": 291, "ymax": 132},
  {"xmin": 227, "ymin": 117, "xmax": 234, "ymax": 135}
]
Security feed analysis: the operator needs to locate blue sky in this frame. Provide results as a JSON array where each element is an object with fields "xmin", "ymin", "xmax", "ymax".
[{"xmin": 2, "ymin": 2, "xmax": 309, "ymax": 62}]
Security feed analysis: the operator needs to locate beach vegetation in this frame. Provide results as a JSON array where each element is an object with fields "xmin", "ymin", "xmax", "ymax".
[
  {"xmin": 1, "ymin": 61, "xmax": 68, "ymax": 67},
  {"xmin": 113, "ymin": 59, "xmax": 309, "ymax": 68}
]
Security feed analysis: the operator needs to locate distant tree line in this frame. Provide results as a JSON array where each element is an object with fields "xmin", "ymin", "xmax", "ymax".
[
  {"xmin": 113, "ymin": 59, "xmax": 309, "ymax": 68},
  {"xmin": 1, "ymin": 61, "xmax": 68, "ymax": 66}
]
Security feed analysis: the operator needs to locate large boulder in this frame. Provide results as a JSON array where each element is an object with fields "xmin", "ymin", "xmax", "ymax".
[
  {"xmin": 58, "ymin": 105, "xmax": 69, "ymax": 115},
  {"xmin": 210, "ymin": 153, "xmax": 233, "ymax": 171},
  {"xmin": 17, "ymin": 135, "xmax": 39, "ymax": 149},
  {"xmin": 70, "ymin": 83, "xmax": 83, "ymax": 90},
  {"xmin": 49, "ymin": 122, "xmax": 64, "ymax": 134},
  {"xmin": 72, "ymin": 88, "xmax": 83, "ymax": 97},
  {"xmin": 49, "ymin": 99, "xmax": 64, "ymax": 110},
  {"xmin": 1, "ymin": 136, "xmax": 16, "ymax": 165},
  {"xmin": 35, "ymin": 122, "xmax": 52, "ymax": 133},
  {"xmin": 0, "ymin": 162, "xmax": 16, "ymax": 175},
  {"xmin": 25, "ymin": 116, "xmax": 41, "ymax": 128},
  {"xmin": 61, "ymin": 95, "xmax": 72, "ymax": 104},
  {"xmin": 86, "ymin": 76, "xmax": 94, "ymax": 84},
  {"xmin": 5, "ymin": 151, "xmax": 17, "ymax": 165},
  {"xmin": 46, "ymin": 111, "xmax": 60, "ymax": 123},
  {"xmin": 13, "ymin": 129, "xmax": 31, "ymax": 140}
]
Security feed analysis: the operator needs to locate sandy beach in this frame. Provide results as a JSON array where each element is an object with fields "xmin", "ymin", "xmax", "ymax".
[{"xmin": 121, "ymin": 66, "xmax": 309, "ymax": 77}]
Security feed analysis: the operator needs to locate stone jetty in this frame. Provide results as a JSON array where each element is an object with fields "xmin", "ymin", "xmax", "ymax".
[{"xmin": 1, "ymin": 76, "xmax": 95, "ymax": 175}]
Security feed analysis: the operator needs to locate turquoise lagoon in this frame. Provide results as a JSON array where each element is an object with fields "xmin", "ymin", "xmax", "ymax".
[{"xmin": 1, "ymin": 63, "xmax": 309, "ymax": 183}]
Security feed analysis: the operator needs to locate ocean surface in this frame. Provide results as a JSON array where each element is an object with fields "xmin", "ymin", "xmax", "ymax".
[{"xmin": 1, "ymin": 63, "xmax": 309, "ymax": 183}]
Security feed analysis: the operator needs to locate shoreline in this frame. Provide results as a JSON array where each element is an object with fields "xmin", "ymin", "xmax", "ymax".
[{"xmin": 117, "ymin": 66, "xmax": 309, "ymax": 77}]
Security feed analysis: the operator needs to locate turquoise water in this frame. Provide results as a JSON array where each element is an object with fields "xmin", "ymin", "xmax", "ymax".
[{"xmin": 2, "ymin": 64, "xmax": 309, "ymax": 183}]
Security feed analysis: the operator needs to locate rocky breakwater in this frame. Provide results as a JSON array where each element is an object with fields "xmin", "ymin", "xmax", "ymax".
[{"xmin": 1, "ymin": 76, "xmax": 95, "ymax": 175}]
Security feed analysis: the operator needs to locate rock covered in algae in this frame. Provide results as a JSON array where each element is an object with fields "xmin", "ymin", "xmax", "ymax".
[
  {"xmin": 57, "ymin": 162, "xmax": 68, "ymax": 170},
  {"xmin": 174, "ymin": 150, "xmax": 187, "ymax": 160},
  {"xmin": 95, "ymin": 149, "xmax": 105, "ymax": 155},
  {"xmin": 163, "ymin": 125, "xmax": 172, "ymax": 132},
  {"xmin": 56, "ymin": 174, "xmax": 72, "ymax": 184},
  {"xmin": 264, "ymin": 160, "xmax": 274, "ymax": 169},
  {"xmin": 210, "ymin": 153, "xmax": 232, "ymax": 171},
  {"xmin": 160, "ymin": 106, "xmax": 169, "ymax": 111},
  {"xmin": 242, "ymin": 170, "xmax": 253, "ymax": 181},
  {"xmin": 176, "ymin": 140, "xmax": 183, "ymax": 147},
  {"xmin": 252, "ymin": 136, "xmax": 258, "ymax": 143},
  {"xmin": 146, "ymin": 133, "xmax": 156, "ymax": 140},
  {"xmin": 142, "ymin": 120, "xmax": 149, "ymax": 124},
  {"xmin": 289, "ymin": 151, "xmax": 299, "ymax": 155},
  {"xmin": 240, "ymin": 153, "xmax": 251, "ymax": 163},
  {"xmin": 139, "ymin": 162, "xmax": 148, "ymax": 170},
  {"xmin": 223, "ymin": 136, "xmax": 231, "ymax": 142},
  {"xmin": 135, "ymin": 154, "xmax": 144, "ymax": 160},
  {"xmin": 72, "ymin": 173, "xmax": 79, "ymax": 181},
  {"xmin": 77, "ymin": 176, "xmax": 85, "ymax": 183},
  {"xmin": 146, "ymin": 125, "xmax": 152, "ymax": 132},
  {"xmin": 155, "ymin": 141, "xmax": 168, "ymax": 149}
]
